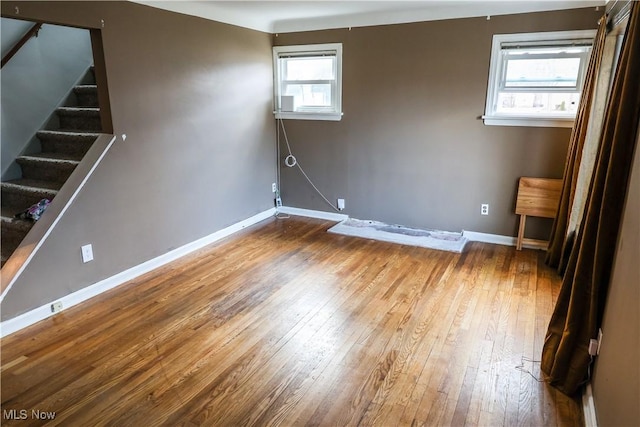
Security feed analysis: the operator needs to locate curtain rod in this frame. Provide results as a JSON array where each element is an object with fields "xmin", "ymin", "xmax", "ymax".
[{"xmin": 606, "ymin": 0, "xmax": 632, "ymax": 31}]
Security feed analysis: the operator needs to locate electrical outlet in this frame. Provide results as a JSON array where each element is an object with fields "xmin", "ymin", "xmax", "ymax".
[
  {"xmin": 337, "ymin": 198, "xmax": 345, "ymax": 210},
  {"xmin": 272, "ymin": 182, "xmax": 277, "ymax": 193},
  {"xmin": 51, "ymin": 301, "xmax": 63, "ymax": 313},
  {"xmin": 481, "ymin": 204, "xmax": 489, "ymax": 215},
  {"xmin": 81, "ymin": 244, "xmax": 94, "ymax": 263}
]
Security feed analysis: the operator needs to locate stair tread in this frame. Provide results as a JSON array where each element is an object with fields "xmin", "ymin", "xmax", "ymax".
[
  {"xmin": 37, "ymin": 130, "xmax": 101, "ymax": 137},
  {"xmin": 57, "ymin": 106, "xmax": 100, "ymax": 113},
  {"xmin": 18, "ymin": 153, "xmax": 82, "ymax": 163},
  {"xmin": 1, "ymin": 207, "xmax": 34, "ymax": 227},
  {"xmin": 1, "ymin": 206, "xmax": 20, "ymax": 220},
  {"xmin": 44, "ymin": 129, "xmax": 102, "ymax": 135},
  {"xmin": 1, "ymin": 65, "xmax": 100, "ymax": 267},
  {"xmin": 2, "ymin": 178, "xmax": 63, "ymax": 192}
]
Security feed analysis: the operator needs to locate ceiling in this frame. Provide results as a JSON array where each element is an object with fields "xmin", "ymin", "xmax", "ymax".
[{"xmin": 132, "ymin": 1, "xmax": 605, "ymax": 34}]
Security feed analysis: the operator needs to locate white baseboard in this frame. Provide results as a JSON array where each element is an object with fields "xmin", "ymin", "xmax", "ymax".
[
  {"xmin": 463, "ymin": 230, "xmax": 517, "ymax": 246},
  {"xmin": 278, "ymin": 206, "xmax": 348, "ymax": 222},
  {"xmin": 462, "ymin": 230, "xmax": 546, "ymax": 250},
  {"xmin": 583, "ymin": 383, "xmax": 598, "ymax": 427},
  {"xmin": 277, "ymin": 212, "xmax": 533, "ymax": 250},
  {"xmin": 279, "ymin": 210, "xmax": 540, "ymax": 251},
  {"xmin": 463, "ymin": 230, "xmax": 544, "ymax": 250},
  {"xmin": 0, "ymin": 208, "xmax": 276, "ymax": 338}
]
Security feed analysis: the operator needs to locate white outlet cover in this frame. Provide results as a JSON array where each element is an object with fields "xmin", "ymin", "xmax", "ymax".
[
  {"xmin": 51, "ymin": 301, "xmax": 63, "ymax": 313},
  {"xmin": 81, "ymin": 244, "xmax": 94, "ymax": 263},
  {"xmin": 337, "ymin": 199, "xmax": 345, "ymax": 210}
]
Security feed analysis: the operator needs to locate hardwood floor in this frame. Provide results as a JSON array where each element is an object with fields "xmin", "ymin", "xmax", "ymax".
[{"xmin": 1, "ymin": 216, "xmax": 583, "ymax": 426}]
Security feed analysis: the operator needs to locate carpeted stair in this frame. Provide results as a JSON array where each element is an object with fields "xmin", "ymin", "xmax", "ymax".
[{"xmin": 1, "ymin": 67, "xmax": 102, "ymax": 267}]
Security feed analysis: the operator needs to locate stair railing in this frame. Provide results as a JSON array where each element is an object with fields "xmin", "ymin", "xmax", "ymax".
[{"xmin": 1, "ymin": 22, "xmax": 43, "ymax": 68}]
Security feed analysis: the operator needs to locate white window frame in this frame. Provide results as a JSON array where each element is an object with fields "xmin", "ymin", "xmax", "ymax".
[
  {"xmin": 273, "ymin": 43, "xmax": 343, "ymax": 121},
  {"xmin": 483, "ymin": 30, "xmax": 596, "ymax": 128}
]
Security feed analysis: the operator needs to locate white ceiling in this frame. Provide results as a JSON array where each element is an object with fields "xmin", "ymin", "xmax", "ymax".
[{"xmin": 132, "ymin": 1, "xmax": 605, "ymax": 33}]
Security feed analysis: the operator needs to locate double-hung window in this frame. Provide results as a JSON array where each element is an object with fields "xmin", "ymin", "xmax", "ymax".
[
  {"xmin": 483, "ymin": 30, "xmax": 596, "ymax": 128},
  {"xmin": 273, "ymin": 43, "xmax": 343, "ymax": 121}
]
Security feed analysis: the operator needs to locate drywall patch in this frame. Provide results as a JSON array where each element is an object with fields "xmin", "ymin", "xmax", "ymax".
[{"xmin": 328, "ymin": 218, "xmax": 468, "ymax": 253}]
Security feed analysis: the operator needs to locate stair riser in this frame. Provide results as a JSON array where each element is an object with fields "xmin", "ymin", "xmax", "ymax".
[
  {"xmin": 39, "ymin": 138, "xmax": 95, "ymax": 158},
  {"xmin": 1, "ymin": 225, "xmax": 32, "ymax": 257},
  {"xmin": 57, "ymin": 111, "xmax": 102, "ymax": 132},
  {"xmin": 1, "ymin": 188, "xmax": 56, "ymax": 211},
  {"xmin": 16, "ymin": 160, "xmax": 77, "ymax": 183},
  {"xmin": 74, "ymin": 90, "xmax": 99, "ymax": 108},
  {"xmin": 2, "ymin": 221, "xmax": 32, "ymax": 241}
]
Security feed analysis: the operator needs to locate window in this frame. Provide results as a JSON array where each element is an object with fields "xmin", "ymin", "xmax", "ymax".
[
  {"xmin": 483, "ymin": 30, "xmax": 596, "ymax": 128},
  {"xmin": 273, "ymin": 43, "xmax": 343, "ymax": 121}
]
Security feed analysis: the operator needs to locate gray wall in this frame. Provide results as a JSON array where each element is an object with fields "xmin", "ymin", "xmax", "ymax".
[
  {"xmin": 274, "ymin": 8, "xmax": 601, "ymax": 239},
  {"xmin": 1, "ymin": 18, "xmax": 93, "ymax": 179},
  {"xmin": 1, "ymin": 17, "xmax": 32, "ymax": 56},
  {"xmin": 0, "ymin": 1, "xmax": 276, "ymax": 320},
  {"xmin": 592, "ymin": 127, "xmax": 640, "ymax": 426}
]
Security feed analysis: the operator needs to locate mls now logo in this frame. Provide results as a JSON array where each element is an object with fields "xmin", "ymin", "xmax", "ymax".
[
  {"xmin": 3, "ymin": 409, "xmax": 56, "ymax": 420},
  {"xmin": 31, "ymin": 410, "xmax": 57, "ymax": 420},
  {"xmin": 3, "ymin": 409, "xmax": 28, "ymax": 420}
]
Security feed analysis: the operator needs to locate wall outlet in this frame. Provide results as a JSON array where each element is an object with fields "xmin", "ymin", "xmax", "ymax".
[
  {"xmin": 481, "ymin": 204, "xmax": 489, "ymax": 215},
  {"xmin": 51, "ymin": 301, "xmax": 63, "ymax": 313},
  {"xmin": 81, "ymin": 244, "xmax": 94, "ymax": 263},
  {"xmin": 337, "ymin": 198, "xmax": 345, "ymax": 210},
  {"xmin": 272, "ymin": 182, "xmax": 277, "ymax": 193}
]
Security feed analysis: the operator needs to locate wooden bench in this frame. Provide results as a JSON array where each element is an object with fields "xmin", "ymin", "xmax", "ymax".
[{"xmin": 515, "ymin": 177, "xmax": 562, "ymax": 250}]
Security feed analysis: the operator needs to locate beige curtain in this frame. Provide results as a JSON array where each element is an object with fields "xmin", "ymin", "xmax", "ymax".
[
  {"xmin": 541, "ymin": 3, "xmax": 640, "ymax": 396},
  {"xmin": 546, "ymin": 17, "xmax": 608, "ymax": 272}
]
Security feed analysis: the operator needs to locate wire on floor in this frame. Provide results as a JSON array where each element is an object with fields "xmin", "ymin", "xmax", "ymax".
[
  {"xmin": 515, "ymin": 356, "xmax": 545, "ymax": 382},
  {"xmin": 515, "ymin": 354, "xmax": 595, "ymax": 386}
]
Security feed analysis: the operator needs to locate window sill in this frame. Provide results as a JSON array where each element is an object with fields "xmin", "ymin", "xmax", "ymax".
[
  {"xmin": 274, "ymin": 111, "xmax": 343, "ymax": 121},
  {"xmin": 482, "ymin": 115, "xmax": 575, "ymax": 128}
]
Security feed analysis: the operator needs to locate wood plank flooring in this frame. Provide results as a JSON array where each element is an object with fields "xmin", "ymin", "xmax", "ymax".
[{"xmin": 0, "ymin": 216, "xmax": 583, "ymax": 426}]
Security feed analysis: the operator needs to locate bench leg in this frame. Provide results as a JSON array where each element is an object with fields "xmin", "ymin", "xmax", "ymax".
[{"xmin": 517, "ymin": 215, "xmax": 526, "ymax": 251}]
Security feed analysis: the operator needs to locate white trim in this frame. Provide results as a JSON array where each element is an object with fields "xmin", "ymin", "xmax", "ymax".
[
  {"xmin": 1, "ymin": 134, "xmax": 117, "ymax": 301},
  {"xmin": 278, "ymin": 206, "xmax": 348, "ymax": 222},
  {"xmin": 131, "ymin": 1, "xmax": 605, "ymax": 34},
  {"xmin": 484, "ymin": 29, "xmax": 597, "ymax": 128},
  {"xmin": 583, "ymin": 383, "xmax": 598, "ymax": 427},
  {"xmin": 482, "ymin": 115, "xmax": 575, "ymax": 128},
  {"xmin": 0, "ymin": 208, "xmax": 276, "ymax": 338},
  {"xmin": 273, "ymin": 43, "xmax": 343, "ymax": 121},
  {"xmin": 462, "ymin": 230, "xmax": 546, "ymax": 250},
  {"xmin": 463, "ymin": 230, "xmax": 517, "ymax": 246},
  {"xmin": 274, "ymin": 112, "xmax": 343, "ymax": 121},
  {"xmin": 462, "ymin": 230, "xmax": 543, "ymax": 249},
  {"xmin": 272, "ymin": 3, "xmax": 605, "ymax": 33}
]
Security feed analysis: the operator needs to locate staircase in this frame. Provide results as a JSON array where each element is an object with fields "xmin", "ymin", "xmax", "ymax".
[{"xmin": 1, "ymin": 68, "xmax": 102, "ymax": 267}]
